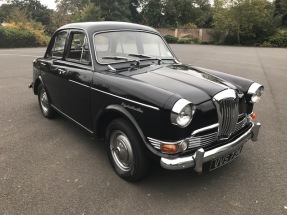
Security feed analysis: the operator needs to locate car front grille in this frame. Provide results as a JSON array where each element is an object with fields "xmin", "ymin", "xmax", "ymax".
[
  {"xmin": 216, "ymin": 98, "xmax": 239, "ymax": 139},
  {"xmin": 188, "ymin": 117, "xmax": 247, "ymax": 149},
  {"xmin": 213, "ymin": 89, "xmax": 239, "ymax": 140}
]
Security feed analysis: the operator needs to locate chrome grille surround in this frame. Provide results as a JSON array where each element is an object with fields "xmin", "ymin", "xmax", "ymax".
[{"xmin": 213, "ymin": 89, "xmax": 239, "ymax": 140}]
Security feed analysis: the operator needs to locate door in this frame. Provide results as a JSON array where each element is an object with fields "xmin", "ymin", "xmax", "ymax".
[
  {"xmin": 59, "ymin": 30, "xmax": 93, "ymax": 130},
  {"xmin": 42, "ymin": 29, "xmax": 93, "ymax": 131}
]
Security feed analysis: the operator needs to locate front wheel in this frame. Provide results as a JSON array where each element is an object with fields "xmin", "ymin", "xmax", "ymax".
[
  {"xmin": 106, "ymin": 119, "xmax": 150, "ymax": 182},
  {"xmin": 37, "ymin": 83, "xmax": 55, "ymax": 119}
]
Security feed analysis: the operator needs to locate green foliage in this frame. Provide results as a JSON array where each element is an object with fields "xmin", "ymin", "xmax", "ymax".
[
  {"xmin": 89, "ymin": 0, "xmax": 130, "ymax": 22},
  {"xmin": 178, "ymin": 38, "xmax": 192, "ymax": 44},
  {"xmin": 274, "ymin": 0, "xmax": 287, "ymax": 26},
  {"xmin": 0, "ymin": 26, "xmax": 37, "ymax": 48},
  {"xmin": 164, "ymin": 35, "xmax": 178, "ymax": 43},
  {"xmin": 213, "ymin": 0, "xmax": 276, "ymax": 45},
  {"xmin": 72, "ymin": 1, "xmax": 103, "ymax": 22},
  {"xmin": 0, "ymin": 5, "xmax": 50, "ymax": 48},
  {"xmin": 1, "ymin": 0, "xmax": 53, "ymax": 32},
  {"xmin": 141, "ymin": 0, "xmax": 212, "ymax": 28},
  {"xmin": 265, "ymin": 29, "xmax": 287, "ymax": 47},
  {"xmin": 183, "ymin": 23, "xmax": 197, "ymax": 29}
]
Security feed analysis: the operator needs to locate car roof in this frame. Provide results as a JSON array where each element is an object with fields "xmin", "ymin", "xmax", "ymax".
[{"xmin": 59, "ymin": 21, "xmax": 158, "ymax": 35}]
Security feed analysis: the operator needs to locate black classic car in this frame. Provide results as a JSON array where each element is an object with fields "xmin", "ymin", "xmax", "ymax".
[{"xmin": 29, "ymin": 22, "xmax": 263, "ymax": 181}]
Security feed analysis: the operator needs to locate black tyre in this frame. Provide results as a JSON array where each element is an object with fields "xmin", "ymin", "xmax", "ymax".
[
  {"xmin": 37, "ymin": 83, "xmax": 55, "ymax": 119},
  {"xmin": 106, "ymin": 118, "xmax": 150, "ymax": 182}
]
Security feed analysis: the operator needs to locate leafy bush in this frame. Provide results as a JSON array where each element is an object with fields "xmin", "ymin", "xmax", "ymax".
[
  {"xmin": 164, "ymin": 35, "xmax": 178, "ymax": 43},
  {"xmin": 266, "ymin": 30, "xmax": 287, "ymax": 47},
  {"xmin": 0, "ymin": 21, "xmax": 50, "ymax": 48},
  {"xmin": 178, "ymin": 38, "xmax": 192, "ymax": 44},
  {"xmin": 183, "ymin": 23, "xmax": 197, "ymax": 29},
  {"xmin": 0, "ymin": 26, "xmax": 37, "ymax": 48},
  {"xmin": 223, "ymin": 34, "xmax": 238, "ymax": 45}
]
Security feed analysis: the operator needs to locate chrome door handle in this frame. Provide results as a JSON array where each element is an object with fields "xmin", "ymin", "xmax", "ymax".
[{"xmin": 58, "ymin": 69, "xmax": 67, "ymax": 75}]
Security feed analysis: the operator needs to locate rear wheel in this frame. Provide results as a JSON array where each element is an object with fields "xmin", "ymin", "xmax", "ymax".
[
  {"xmin": 37, "ymin": 83, "xmax": 55, "ymax": 119},
  {"xmin": 106, "ymin": 118, "xmax": 150, "ymax": 182}
]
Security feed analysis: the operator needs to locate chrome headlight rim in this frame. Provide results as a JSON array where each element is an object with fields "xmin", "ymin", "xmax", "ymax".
[
  {"xmin": 171, "ymin": 98, "xmax": 195, "ymax": 128},
  {"xmin": 247, "ymin": 82, "xmax": 264, "ymax": 104}
]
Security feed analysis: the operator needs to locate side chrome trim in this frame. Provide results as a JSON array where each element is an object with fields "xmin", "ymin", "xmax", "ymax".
[
  {"xmin": 91, "ymin": 87, "xmax": 159, "ymax": 110},
  {"xmin": 69, "ymin": 80, "xmax": 91, "ymax": 88},
  {"xmin": 68, "ymin": 80, "xmax": 159, "ymax": 110},
  {"xmin": 51, "ymin": 105, "xmax": 94, "ymax": 134}
]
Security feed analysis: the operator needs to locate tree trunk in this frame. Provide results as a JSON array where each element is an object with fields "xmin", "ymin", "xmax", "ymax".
[{"xmin": 237, "ymin": 26, "xmax": 240, "ymax": 44}]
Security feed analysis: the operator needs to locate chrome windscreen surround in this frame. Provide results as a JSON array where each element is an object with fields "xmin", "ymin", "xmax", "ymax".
[{"xmin": 213, "ymin": 89, "xmax": 239, "ymax": 140}]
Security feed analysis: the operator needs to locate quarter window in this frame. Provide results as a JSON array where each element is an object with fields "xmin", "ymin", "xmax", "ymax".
[
  {"xmin": 67, "ymin": 32, "xmax": 91, "ymax": 65},
  {"xmin": 52, "ymin": 31, "xmax": 67, "ymax": 58}
]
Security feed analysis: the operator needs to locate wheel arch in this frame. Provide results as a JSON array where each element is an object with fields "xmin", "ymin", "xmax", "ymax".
[
  {"xmin": 33, "ymin": 78, "xmax": 42, "ymax": 95},
  {"xmin": 95, "ymin": 105, "xmax": 145, "ymax": 140},
  {"xmin": 94, "ymin": 104, "xmax": 162, "ymax": 156}
]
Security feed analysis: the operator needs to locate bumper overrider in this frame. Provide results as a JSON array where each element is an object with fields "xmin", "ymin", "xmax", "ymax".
[{"xmin": 160, "ymin": 122, "xmax": 261, "ymax": 172}]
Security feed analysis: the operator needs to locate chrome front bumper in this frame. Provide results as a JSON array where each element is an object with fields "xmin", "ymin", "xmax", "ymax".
[{"xmin": 160, "ymin": 122, "xmax": 261, "ymax": 172}]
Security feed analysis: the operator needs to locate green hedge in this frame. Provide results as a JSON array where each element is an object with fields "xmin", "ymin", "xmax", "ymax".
[
  {"xmin": 0, "ymin": 26, "xmax": 37, "ymax": 48},
  {"xmin": 267, "ymin": 30, "xmax": 287, "ymax": 47},
  {"xmin": 164, "ymin": 35, "xmax": 178, "ymax": 43}
]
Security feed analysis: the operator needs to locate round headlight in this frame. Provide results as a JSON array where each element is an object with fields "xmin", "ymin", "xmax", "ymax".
[
  {"xmin": 248, "ymin": 83, "xmax": 264, "ymax": 103},
  {"xmin": 171, "ymin": 99, "xmax": 195, "ymax": 128}
]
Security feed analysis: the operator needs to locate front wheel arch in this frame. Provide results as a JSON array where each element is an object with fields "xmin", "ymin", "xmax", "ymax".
[
  {"xmin": 94, "ymin": 104, "xmax": 164, "ymax": 158},
  {"xmin": 95, "ymin": 105, "xmax": 143, "ymax": 140},
  {"xmin": 33, "ymin": 78, "xmax": 42, "ymax": 95}
]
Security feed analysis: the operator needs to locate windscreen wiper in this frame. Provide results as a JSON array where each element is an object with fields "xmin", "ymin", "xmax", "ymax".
[
  {"xmin": 102, "ymin": 56, "xmax": 140, "ymax": 69},
  {"xmin": 128, "ymin": 53, "xmax": 179, "ymax": 64},
  {"xmin": 128, "ymin": 53, "xmax": 162, "ymax": 65},
  {"xmin": 102, "ymin": 56, "xmax": 135, "ymax": 61},
  {"xmin": 128, "ymin": 54, "xmax": 153, "ymax": 59}
]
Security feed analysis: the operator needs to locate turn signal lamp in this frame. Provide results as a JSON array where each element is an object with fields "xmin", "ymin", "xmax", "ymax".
[
  {"xmin": 161, "ymin": 140, "xmax": 189, "ymax": 154},
  {"xmin": 161, "ymin": 144, "xmax": 178, "ymax": 154},
  {"xmin": 251, "ymin": 112, "xmax": 257, "ymax": 120}
]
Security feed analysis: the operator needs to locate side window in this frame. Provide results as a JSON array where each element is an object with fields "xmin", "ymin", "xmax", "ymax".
[
  {"xmin": 52, "ymin": 31, "xmax": 67, "ymax": 58},
  {"xmin": 67, "ymin": 32, "xmax": 91, "ymax": 65}
]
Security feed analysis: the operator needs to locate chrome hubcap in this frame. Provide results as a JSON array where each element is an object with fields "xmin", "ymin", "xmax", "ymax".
[
  {"xmin": 110, "ymin": 130, "xmax": 134, "ymax": 172},
  {"xmin": 40, "ymin": 90, "xmax": 49, "ymax": 114}
]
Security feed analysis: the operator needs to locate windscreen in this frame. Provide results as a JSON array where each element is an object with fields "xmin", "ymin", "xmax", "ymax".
[{"xmin": 94, "ymin": 31, "xmax": 173, "ymax": 64}]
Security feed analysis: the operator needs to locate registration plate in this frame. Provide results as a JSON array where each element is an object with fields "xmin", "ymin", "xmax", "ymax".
[{"xmin": 209, "ymin": 146, "xmax": 243, "ymax": 171}]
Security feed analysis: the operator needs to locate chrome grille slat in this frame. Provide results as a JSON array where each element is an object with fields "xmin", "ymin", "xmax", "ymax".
[{"xmin": 188, "ymin": 132, "xmax": 217, "ymax": 149}]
